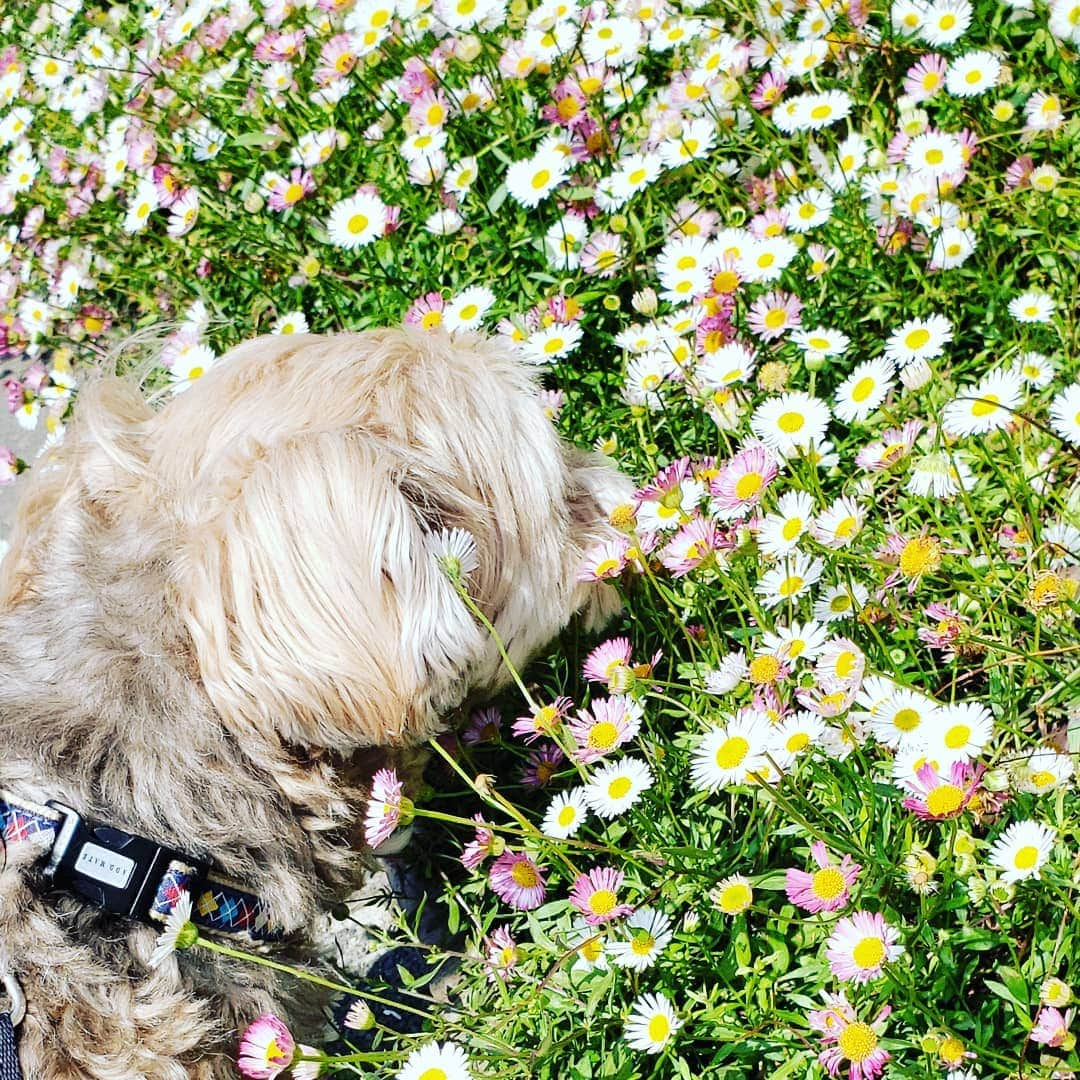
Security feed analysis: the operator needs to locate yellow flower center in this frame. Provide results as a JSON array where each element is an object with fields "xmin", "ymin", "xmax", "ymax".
[
  {"xmin": 715, "ymin": 736, "xmax": 750, "ymax": 770},
  {"xmin": 284, "ymin": 182, "xmax": 304, "ymax": 204},
  {"xmin": 419, "ymin": 1069, "xmax": 448, "ymax": 1080},
  {"xmin": 852, "ymin": 936, "xmax": 886, "ymax": 969},
  {"xmin": 531, "ymin": 168, "xmax": 551, "ymax": 189},
  {"xmin": 970, "ymin": 393, "xmax": 999, "ymax": 417},
  {"xmin": 608, "ymin": 776, "xmax": 632, "ymax": 800},
  {"xmin": 838, "ymin": 1022, "xmax": 878, "ymax": 1062},
  {"xmin": 347, "ymin": 212, "xmax": 369, "ymax": 234},
  {"xmin": 782, "ymin": 518, "xmax": 803, "ymax": 541},
  {"xmin": 631, "ymin": 933, "xmax": 656, "ymax": 955},
  {"xmin": 557, "ymin": 805, "xmax": 577, "ymax": 827},
  {"xmin": 647, "ymin": 1015, "xmax": 671, "ymax": 1043},
  {"xmin": 588, "ymin": 721, "xmax": 620, "ymax": 750},
  {"xmin": 925, "ymin": 783, "xmax": 963, "ymax": 817},
  {"xmin": 810, "ymin": 104, "xmax": 832, "ymax": 120},
  {"xmin": 511, "ymin": 860, "xmax": 539, "ymax": 887},
  {"xmin": 718, "ymin": 882, "xmax": 752, "ymax": 913},
  {"xmin": 940, "ymin": 12, "xmax": 956, "ymax": 27},
  {"xmin": 905, "ymin": 327, "xmax": 930, "ymax": 350},
  {"xmin": 940, "ymin": 1037, "xmax": 966, "ymax": 1065},
  {"xmin": 944, "ymin": 724, "xmax": 971, "ymax": 749},
  {"xmin": 834, "ymin": 650, "xmax": 857, "ymax": 680},
  {"xmin": 925, "ymin": 148, "xmax": 943, "ymax": 165},
  {"xmin": 764, "ymin": 308, "xmax": 787, "ymax": 329},
  {"xmin": 893, "ymin": 708, "xmax": 920, "ymax": 732},
  {"xmin": 835, "ymin": 515, "xmax": 858, "ymax": 539},
  {"xmin": 777, "ymin": 411, "xmax": 804, "ymax": 433},
  {"xmin": 899, "ymin": 536, "xmax": 942, "ymax": 577},
  {"xmin": 735, "ymin": 472, "xmax": 764, "ymax": 501},
  {"xmin": 589, "ymin": 889, "xmax": 617, "ymax": 916},
  {"xmin": 811, "ymin": 866, "xmax": 845, "ymax": 900},
  {"xmin": 850, "ymin": 376, "xmax": 875, "ymax": 403},
  {"xmin": 786, "ymin": 732, "xmax": 810, "ymax": 752},
  {"xmin": 749, "ymin": 655, "xmax": 781, "ymax": 684},
  {"xmin": 421, "ymin": 310, "xmax": 443, "ymax": 330},
  {"xmin": 779, "ymin": 574, "xmax": 804, "ymax": 597},
  {"xmin": 1029, "ymin": 770, "xmax": 1055, "ymax": 789},
  {"xmin": 1013, "ymin": 845, "xmax": 1038, "ymax": 870}
]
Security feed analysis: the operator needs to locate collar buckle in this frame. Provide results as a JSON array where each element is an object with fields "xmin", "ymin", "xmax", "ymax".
[{"xmin": 42, "ymin": 802, "xmax": 207, "ymax": 926}]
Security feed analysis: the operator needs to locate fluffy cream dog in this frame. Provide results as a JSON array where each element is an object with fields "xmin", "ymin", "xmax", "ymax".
[{"xmin": 0, "ymin": 327, "xmax": 629, "ymax": 1077}]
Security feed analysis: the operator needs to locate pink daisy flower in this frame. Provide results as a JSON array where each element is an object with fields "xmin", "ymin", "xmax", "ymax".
[
  {"xmin": 785, "ymin": 840, "xmax": 861, "ymax": 913},
  {"xmin": 570, "ymin": 866, "xmax": 634, "ymax": 925},
  {"xmin": 901, "ymin": 760, "xmax": 984, "ymax": 820},
  {"xmin": 709, "ymin": 442, "xmax": 780, "ymax": 520},
  {"xmin": 583, "ymin": 637, "xmax": 634, "ymax": 688},
  {"xmin": 237, "ymin": 1013, "xmax": 295, "ymax": 1079},
  {"xmin": 903, "ymin": 54, "xmax": 947, "ymax": 102},
  {"xmin": 566, "ymin": 695, "xmax": 642, "ymax": 764},
  {"xmin": 363, "ymin": 768, "xmax": 407, "ymax": 849},
  {"xmin": 854, "ymin": 420, "xmax": 923, "ymax": 472},
  {"xmin": 485, "ymin": 926, "xmax": 520, "ymax": 982},
  {"xmin": 489, "ymin": 851, "xmax": 547, "ymax": 910},
  {"xmin": 578, "ymin": 537, "xmax": 630, "ymax": 582},
  {"xmin": 917, "ymin": 602, "xmax": 966, "ymax": 660},
  {"xmin": 511, "ymin": 697, "xmax": 573, "ymax": 744},
  {"xmin": 266, "ymin": 167, "xmax": 315, "ymax": 212},
  {"xmin": 404, "ymin": 291, "xmax": 447, "ymax": 331},
  {"xmin": 825, "ymin": 911, "xmax": 905, "ymax": 983},
  {"xmin": 1031, "ymin": 1006, "xmax": 1069, "ymax": 1047},
  {"xmin": 660, "ymin": 515, "xmax": 729, "ymax": 577},
  {"xmin": 461, "ymin": 813, "xmax": 499, "ymax": 871},
  {"xmin": 746, "ymin": 290, "xmax": 802, "ymax": 341},
  {"xmin": 808, "ymin": 992, "xmax": 892, "ymax": 1080}
]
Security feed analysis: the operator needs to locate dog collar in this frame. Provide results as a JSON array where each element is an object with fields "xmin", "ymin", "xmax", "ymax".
[{"xmin": 0, "ymin": 791, "xmax": 282, "ymax": 944}]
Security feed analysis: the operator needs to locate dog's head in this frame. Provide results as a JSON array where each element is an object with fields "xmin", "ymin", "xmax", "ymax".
[{"xmin": 1, "ymin": 329, "xmax": 629, "ymax": 758}]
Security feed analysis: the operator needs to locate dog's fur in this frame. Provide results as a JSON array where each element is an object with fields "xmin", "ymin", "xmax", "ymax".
[{"xmin": 0, "ymin": 328, "xmax": 629, "ymax": 1078}]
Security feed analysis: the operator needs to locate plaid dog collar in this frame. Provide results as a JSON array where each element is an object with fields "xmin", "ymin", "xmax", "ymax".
[{"xmin": 0, "ymin": 791, "xmax": 281, "ymax": 944}]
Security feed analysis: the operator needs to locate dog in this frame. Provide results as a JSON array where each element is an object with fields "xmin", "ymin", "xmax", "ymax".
[{"xmin": 0, "ymin": 327, "xmax": 629, "ymax": 1078}]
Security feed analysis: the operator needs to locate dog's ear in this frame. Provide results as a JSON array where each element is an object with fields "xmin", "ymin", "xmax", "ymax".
[{"xmin": 174, "ymin": 429, "xmax": 486, "ymax": 753}]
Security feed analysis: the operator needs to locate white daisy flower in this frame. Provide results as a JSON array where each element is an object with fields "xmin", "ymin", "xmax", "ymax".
[
  {"xmin": 768, "ymin": 710, "xmax": 826, "ymax": 766},
  {"xmin": 812, "ymin": 582, "xmax": 869, "ymax": 623},
  {"xmin": 945, "ymin": 50, "xmax": 1002, "ymax": 97},
  {"xmin": 427, "ymin": 526, "xmax": 479, "ymax": 579},
  {"xmin": 921, "ymin": 701, "xmax": 993, "ymax": 763},
  {"xmin": 1008, "ymin": 291, "xmax": 1055, "ymax": 324},
  {"xmin": 149, "ymin": 891, "xmax": 197, "ymax": 968},
  {"xmin": 608, "ymin": 907, "xmax": 674, "ymax": 971},
  {"xmin": 811, "ymin": 495, "xmax": 864, "ymax": 548},
  {"xmin": 623, "ymin": 992, "xmax": 682, "ymax": 1054},
  {"xmin": 696, "ymin": 341, "xmax": 757, "ymax": 388},
  {"xmin": 783, "ymin": 188, "xmax": 834, "ymax": 232},
  {"xmin": 917, "ymin": 0, "xmax": 972, "ymax": 45},
  {"xmin": 988, "ymin": 819, "xmax": 1055, "ymax": 884},
  {"xmin": 167, "ymin": 343, "xmax": 218, "ymax": 393},
  {"xmin": 271, "ymin": 310, "xmax": 309, "ymax": 335},
  {"xmin": 545, "ymin": 215, "xmax": 589, "ymax": 271},
  {"xmin": 542, "ymin": 788, "xmax": 589, "ymax": 838},
  {"xmin": 505, "ymin": 147, "xmax": 569, "ymax": 209},
  {"xmin": 739, "ymin": 236, "xmax": 798, "ymax": 283},
  {"xmin": 758, "ymin": 619, "xmax": 829, "ymax": 663},
  {"xmin": 1012, "ymin": 748, "xmax": 1074, "ymax": 795},
  {"xmin": 584, "ymin": 757, "xmax": 654, "ymax": 819},
  {"xmin": 703, "ymin": 649, "xmax": 749, "ymax": 693},
  {"xmin": 833, "ymin": 357, "xmax": 895, "ymax": 423},
  {"xmin": 750, "ymin": 392, "xmax": 832, "ymax": 455},
  {"xmin": 326, "ymin": 191, "xmax": 387, "ymax": 249},
  {"xmin": 522, "ymin": 322, "xmax": 584, "ymax": 364},
  {"xmin": 942, "ymin": 369, "xmax": 1023, "ymax": 436},
  {"xmin": 907, "ymin": 450, "xmax": 975, "ymax": 499},
  {"xmin": 396, "ymin": 1041, "xmax": 473, "ymax": 1080},
  {"xmin": 791, "ymin": 327, "xmax": 849, "ymax": 360},
  {"xmin": 689, "ymin": 710, "xmax": 773, "ymax": 789},
  {"xmin": 443, "ymin": 286, "xmax": 495, "ymax": 332},
  {"xmin": 865, "ymin": 686, "xmax": 939, "ymax": 750},
  {"xmin": 1048, "ymin": 384, "xmax": 1080, "ymax": 446},
  {"xmin": 755, "ymin": 553, "xmax": 825, "ymax": 609},
  {"xmin": 123, "ymin": 178, "xmax": 159, "ymax": 234},
  {"xmin": 756, "ymin": 489, "xmax": 816, "ymax": 557},
  {"xmin": 778, "ymin": 90, "xmax": 853, "ymax": 132},
  {"xmin": 1013, "ymin": 351, "xmax": 1055, "ymax": 389},
  {"xmin": 904, "ymin": 130, "xmax": 965, "ymax": 178},
  {"xmin": 928, "ymin": 226, "xmax": 977, "ymax": 270}
]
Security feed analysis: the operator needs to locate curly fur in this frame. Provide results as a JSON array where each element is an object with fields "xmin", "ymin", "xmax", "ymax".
[{"xmin": 0, "ymin": 328, "xmax": 629, "ymax": 1077}]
